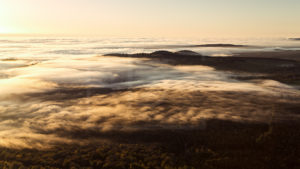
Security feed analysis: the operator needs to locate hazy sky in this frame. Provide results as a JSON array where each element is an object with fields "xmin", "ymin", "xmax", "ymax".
[{"xmin": 1, "ymin": 0, "xmax": 300, "ymax": 38}]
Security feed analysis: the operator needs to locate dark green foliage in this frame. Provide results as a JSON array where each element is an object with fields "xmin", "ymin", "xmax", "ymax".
[{"xmin": 0, "ymin": 120, "xmax": 299, "ymax": 169}]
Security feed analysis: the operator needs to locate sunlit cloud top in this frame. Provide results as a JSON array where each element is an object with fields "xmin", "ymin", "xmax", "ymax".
[{"xmin": 1, "ymin": 0, "xmax": 300, "ymax": 38}]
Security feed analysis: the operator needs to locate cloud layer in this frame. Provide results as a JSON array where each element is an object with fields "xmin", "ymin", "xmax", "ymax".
[
  {"xmin": 1, "ymin": 38, "xmax": 300, "ymax": 149},
  {"xmin": 1, "ymin": 86, "xmax": 299, "ymax": 149}
]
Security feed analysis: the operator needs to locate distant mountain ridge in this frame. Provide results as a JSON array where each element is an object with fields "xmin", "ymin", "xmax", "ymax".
[
  {"xmin": 190, "ymin": 44, "xmax": 247, "ymax": 47},
  {"xmin": 104, "ymin": 50, "xmax": 300, "ymax": 85},
  {"xmin": 289, "ymin": 38, "xmax": 300, "ymax": 41}
]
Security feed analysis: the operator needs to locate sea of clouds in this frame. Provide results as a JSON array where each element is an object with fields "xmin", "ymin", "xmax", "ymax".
[{"xmin": 0, "ymin": 37, "xmax": 300, "ymax": 148}]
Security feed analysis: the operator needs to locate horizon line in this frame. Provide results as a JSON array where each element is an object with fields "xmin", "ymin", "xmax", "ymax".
[{"xmin": 0, "ymin": 33, "xmax": 298, "ymax": 40}]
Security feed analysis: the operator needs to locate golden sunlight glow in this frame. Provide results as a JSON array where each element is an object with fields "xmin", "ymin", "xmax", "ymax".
[
  {"xmin": 0, "ymin": 26, "xmax": 17, "ymax": 34},
  {"xmin": 0, "ymin": 0, "xmax": 300, "ymax": 38}
]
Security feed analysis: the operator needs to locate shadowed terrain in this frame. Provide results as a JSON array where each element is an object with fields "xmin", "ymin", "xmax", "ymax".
[
  {"xmin": 289, "ymin": 38, "xmax": 300, "ymax": 41},
  {"xmin": 1, "ymin": 47, "xmax": 300, "ymax": 168},
  {"xmin": 105, "ymin": 50, "xmax": 300, "ymax": 85},
  {"xmin": 1, "ymin": 120, "xmax": 299, "ymax": 169}
]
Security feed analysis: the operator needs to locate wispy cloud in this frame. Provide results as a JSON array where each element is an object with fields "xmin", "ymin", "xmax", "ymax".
[{"xmin": 0, "ymin": 38, "xmax": 300, "ymax": 149}]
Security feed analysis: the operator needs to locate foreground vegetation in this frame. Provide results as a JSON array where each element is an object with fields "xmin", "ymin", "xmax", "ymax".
[{"xmin": 0, "ymin": 120, "xmax": 299, "ymax": 169}]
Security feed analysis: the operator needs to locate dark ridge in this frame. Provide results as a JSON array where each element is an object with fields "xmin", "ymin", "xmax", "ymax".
[
  {"xmin": 162, "ymin": 44, "xmax": 248, "ymax": 48},
  {"xmin": 191, "ymin": 44, "xmax": 247, "ymax": 47},
  {"xmin": 104, "ymin": 50, "xmax": 204, "ymax": 59},
  {"xmin": 175, "ymin": 50, "xmax": 201, "ymax": 55},
  {"xmin": 151, "ymin": 50, "xmax": 175, "ymax": 56},
  {"xmin": 1, "ymin": 58, "xmax": 18, "ymax": 61},
  {"xmin": 101, "ymin": 44, "xmax": 248, "ymax": 51},
  {"xmin": 289, "ymin": 38, "xmax": 300, "ymax": 41},
  {"xmin": 103, "ymin": 50, "xmax": 300, "ymax": 85}
]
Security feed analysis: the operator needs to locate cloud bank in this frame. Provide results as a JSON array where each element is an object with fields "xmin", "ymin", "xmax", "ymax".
[{"xmin": 0, "ymin": 38, "xmax": 300, "ymax": 149}]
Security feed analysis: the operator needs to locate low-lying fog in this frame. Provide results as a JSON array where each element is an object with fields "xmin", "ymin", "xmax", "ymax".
[{"xmin": 0, "ymin": 37, "xmax": 300, "ymax": 149}]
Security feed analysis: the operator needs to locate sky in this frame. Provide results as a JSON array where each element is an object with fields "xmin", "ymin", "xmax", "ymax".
[{"xmin": 0, "ymin": 0, "xmax": 300, "ymax": 38}]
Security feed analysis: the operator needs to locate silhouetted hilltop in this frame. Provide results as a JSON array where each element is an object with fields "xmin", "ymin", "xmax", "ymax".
[
  {"xmin": 289, "ymin": 38, "xmax": 300, "ymax": 41},
  {"xmin": 175, "ymin": 50, "xmax": 201, "ymax": 55},
  {"xmin": 104, "ymin": 50, "xmax": 203, "ymax": 58},
  {"xmin": 104, "ymin": 50, "xmax": 300, "ymax": 85},
  {"xmin": 151, "ymin": 50, "xmax": 201, "ymax": 56},
  {"xmin": 151, "ymin": 50, "xmax": 175, "ymax": 56}
]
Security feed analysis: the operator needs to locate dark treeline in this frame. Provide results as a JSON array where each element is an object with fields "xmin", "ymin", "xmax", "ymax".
[{"xmin": 0, "ymin": 120, "xmax": 299, "ymax": 169}]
